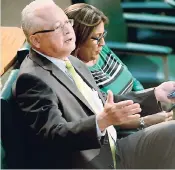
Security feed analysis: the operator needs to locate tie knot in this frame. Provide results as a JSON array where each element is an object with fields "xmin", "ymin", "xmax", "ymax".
[{"xmin": 65, "ymin": 60, "xmax": 73, "ymax": 69}]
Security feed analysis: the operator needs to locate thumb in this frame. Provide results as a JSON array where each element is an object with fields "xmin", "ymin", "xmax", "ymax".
[{"xmin": 106, "ymin": 90, "xmax": 114, "ymax": 104}]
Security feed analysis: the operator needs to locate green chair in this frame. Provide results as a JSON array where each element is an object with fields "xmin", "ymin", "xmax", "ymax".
[
  {"xmin": 1, "ymin": 69, "xmax": 26, "ymax": 168},
  {"xmin": 86, "ymin": 0, "xmax": 174, "ymax": 87},
  {"xmin": 121, "ymin": 0, "xmax": 175, "ymax": 52},
  {"xmin": 121, "ymin": 1, "xmax": 174, "ymax": 15},
  {"xmin": 1, "ymin": 140, "xmax": 6, "ymax": 169}
]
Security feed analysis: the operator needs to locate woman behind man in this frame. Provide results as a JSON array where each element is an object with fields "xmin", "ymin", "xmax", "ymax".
[
  {"xmin": 65, "ymin": 3, "xmax": 144, "ymax": 96},
  {"xmin": 64, "ymin": 3, "xmax": 173, "ymax": 130}
]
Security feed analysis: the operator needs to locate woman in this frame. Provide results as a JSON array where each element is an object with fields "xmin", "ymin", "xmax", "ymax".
[
  {"xmin": 64, "ymin": 3, "xmax": 173, "ymax": 130},
  {"xmin": 64, "ymin": 3, "xmax": 144, "ymax": 96}
]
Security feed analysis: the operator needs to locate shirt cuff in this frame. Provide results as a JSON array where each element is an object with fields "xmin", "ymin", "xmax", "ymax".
[{"xmin": 96, "ymin": 117, "xmax": 106, "ymax": 138}]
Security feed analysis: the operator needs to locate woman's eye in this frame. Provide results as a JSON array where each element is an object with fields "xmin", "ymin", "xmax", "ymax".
[{"xmin": 95, "ymin": 36, "xmax": 101, "ymax": 39}]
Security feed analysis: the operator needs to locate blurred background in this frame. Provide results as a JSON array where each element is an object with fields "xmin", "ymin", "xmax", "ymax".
[{"xmin": 1, "ymin": 0, "xmax": 175, "ymax": 88}]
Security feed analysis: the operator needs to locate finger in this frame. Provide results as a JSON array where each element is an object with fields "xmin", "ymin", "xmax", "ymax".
[
  {"xmin": 167, "ymin": 111, "xmax": 174, "ymax": 117},
  {"xmin": 128, "ymin": 108, "xmax": 142, "ymax": 115},
  {"xmin": 169, "ymin": 99, "xmax": 175, "ymax": 104},
  {"xmin": 128, "ymin": 114, "xmax": 141, "ymax": 119},
  {"xmin": 121, "ymin": 114, "xmax": 141, "ymax": 123},
  {"xmin": 106, "ymin": 90, "xmax": 114, "ymax": 104},
  {"xmin": 122, "ymin": 103, "xmax": 141, "ymax": 114},
  {"xmin": 170, "ymin": 81, "xmax": 175, "ymax": 88},
  {"xmin": 113, "ymin": 100, "xmax": 134, "ymax": 108},
  {"xmin": 165, "ymin": 116, "xmax": 173, "ymax": 121},
  {"xmin": 117, "ymin": 107, "xmax": 142, "ymax": 120}
]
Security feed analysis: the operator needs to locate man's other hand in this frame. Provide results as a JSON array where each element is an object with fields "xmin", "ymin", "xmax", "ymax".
[{"xmin": 154, "ymin": 81, "xmax": 175, "ymax": 103}]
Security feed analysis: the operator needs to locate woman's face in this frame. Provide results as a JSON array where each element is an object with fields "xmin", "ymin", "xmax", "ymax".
[{"xmin": 77, "ymin": 21, "xmax": 106, "ymax": 63}]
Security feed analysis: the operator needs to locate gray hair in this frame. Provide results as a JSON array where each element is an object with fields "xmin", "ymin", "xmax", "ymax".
[{"xmin": 21, "ymin": 0, "xmax": 55, "ymax": 43}]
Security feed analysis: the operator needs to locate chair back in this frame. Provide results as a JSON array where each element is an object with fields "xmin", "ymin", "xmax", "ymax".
[
  {"xmin": 1, "ymin": 69, "xmax": 26, "ymax": 168},
  {"xmin": 86, "ymin": 0, "xmax": 127, "ymax": 42},
  {"xmin": 85, "ymin": 0, "xmax": 175, "ymax": 85},
  {"xmin": 17, "ymin": 41, "xmax": 30, "ymax": 65}
]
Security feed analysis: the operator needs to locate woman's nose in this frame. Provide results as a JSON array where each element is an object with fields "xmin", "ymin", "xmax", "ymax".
[{"xmin": 98, "ymin": 37, "xmax": 105, "ymax": 46}]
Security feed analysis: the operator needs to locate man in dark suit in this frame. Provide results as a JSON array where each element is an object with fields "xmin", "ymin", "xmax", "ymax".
[{"xmin": 13, "ymin": 0, "xmax": 175, "ymax": 168}]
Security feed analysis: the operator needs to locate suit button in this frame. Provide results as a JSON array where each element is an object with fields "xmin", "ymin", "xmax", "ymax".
[{"xmin": 104, "ymin": 139, "xmax": 108, "ymax": 144}]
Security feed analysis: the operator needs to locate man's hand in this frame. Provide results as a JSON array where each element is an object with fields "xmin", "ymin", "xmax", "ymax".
[
  {"xmin": 154, "ymin": 81, "xmax": 175, "ymax": 103},
  {"xmin": 97, "ymin": 90, "xmax": 141, "ymax": 131}
]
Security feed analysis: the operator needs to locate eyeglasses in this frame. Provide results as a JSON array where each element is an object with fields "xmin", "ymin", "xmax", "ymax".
[
  {"xmin": 32, "ymin": 19, "xmax": 74, "ymax": 35},
  {"xmin": 91, "ymin": 30, "xmax": 107, "ymax": 44}
]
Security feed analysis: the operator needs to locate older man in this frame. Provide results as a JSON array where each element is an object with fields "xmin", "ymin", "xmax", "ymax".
[{"xmin": 13, "ymin": 0, "xmax": 175, "ymax": 169}]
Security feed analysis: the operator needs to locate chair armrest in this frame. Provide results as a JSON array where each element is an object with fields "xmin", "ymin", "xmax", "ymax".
[
  {"xmin": 121, "ymin": 2, "xmax": 174, "ymax": 14},
  {"xmin": 124, "ymin": 13, "xmax": 175, "ymax": 31},
  {"xmin": 106, "ymin": 41, "xmax": 172, "ymax": 56},
  {"xmin": 17, "ymin": 49, "xmax": 29, "ymax": 65},
  {"xmin": 165, "ymin": 0, "xmax": 175, "ymax": 7}
]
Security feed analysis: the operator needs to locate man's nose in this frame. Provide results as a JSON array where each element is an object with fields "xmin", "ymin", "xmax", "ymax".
[
  {"xmin": 62, "ymin": 23, "xmax": 72, "ymax": 35},
  {"xmin": 63, "ymin": 27, "xmax": 69, "ymax": 35}
]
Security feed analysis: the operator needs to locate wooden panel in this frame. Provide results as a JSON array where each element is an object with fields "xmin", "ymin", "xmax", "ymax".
[
  {"xmin": 1, "ymin": 0, "xmax": 72, "ymax": 27},
  {"xmin": 1, "ymin": 27, "xmax": 25, "ymax": 75}
]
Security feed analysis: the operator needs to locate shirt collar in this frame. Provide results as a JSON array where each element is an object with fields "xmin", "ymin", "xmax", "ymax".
[{"xmin": 32, "ymin": 48, "xmax": 68, "ymax": 73}]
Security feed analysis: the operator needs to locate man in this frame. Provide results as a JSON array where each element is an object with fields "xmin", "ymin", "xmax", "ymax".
[{"xmin": 13, "ymin": 0, "xmax": 175, "ymax": 168}]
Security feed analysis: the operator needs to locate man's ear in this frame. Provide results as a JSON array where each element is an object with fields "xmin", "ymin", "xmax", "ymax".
[{"xmin": 29, "ymin": 35, "xmax": 41, "ymax": 48}]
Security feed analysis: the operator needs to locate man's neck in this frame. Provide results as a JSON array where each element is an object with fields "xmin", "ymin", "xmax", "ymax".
[{"xmin": 32, "ymin": 48, "xmax": 68, "ymax": 61}]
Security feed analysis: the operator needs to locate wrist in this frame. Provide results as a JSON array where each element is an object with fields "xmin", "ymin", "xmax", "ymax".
[
  {"xmin": 138, "ymin": 117, "xmax": 146, "ymax": 130},
  {"xmin": 96, "ymin": 114, "xmax": 109, "ymax": 132}
]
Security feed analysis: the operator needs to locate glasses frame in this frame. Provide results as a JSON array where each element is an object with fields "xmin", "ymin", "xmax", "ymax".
[
  {"xmin": 32, "ymin": 19, "xmax": 74, "ymax": 35},
  {"xmin": 91, "ymin": 30, "xmax": 107, "ymax": 44}
]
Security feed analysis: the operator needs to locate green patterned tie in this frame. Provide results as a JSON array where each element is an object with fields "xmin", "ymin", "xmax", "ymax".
[{"xmin": 65, "ymin": 60, "xmax": 117, "ymax": 168}]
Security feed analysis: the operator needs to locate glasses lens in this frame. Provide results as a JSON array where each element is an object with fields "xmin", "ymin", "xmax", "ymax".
[
  {"xmin": 97, "ymin": 31, "xmax": 107, "ymax": 44},
  {"xmin": 103, "ymin": 31, "xmax": 107, "ymax": 38}
]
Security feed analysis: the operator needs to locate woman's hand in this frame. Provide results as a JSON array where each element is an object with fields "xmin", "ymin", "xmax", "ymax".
[
  {"xmin": 143, "ymin": 111, "xmax": 173, "ymax": 127},
  {"xmin": 119, "ymin": 111, "xmax": 173, "ymax": 129}
]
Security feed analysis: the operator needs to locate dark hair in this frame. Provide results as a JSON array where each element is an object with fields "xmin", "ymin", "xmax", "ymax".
[{"xmin": 64, "ymin": 3, "xmax": 108, "ymax": 55}]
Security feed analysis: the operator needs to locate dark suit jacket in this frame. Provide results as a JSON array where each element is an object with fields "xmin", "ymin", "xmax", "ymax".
[{"xmin": 12, "ymin": 49, "xmax": 161, "ymax": 169}]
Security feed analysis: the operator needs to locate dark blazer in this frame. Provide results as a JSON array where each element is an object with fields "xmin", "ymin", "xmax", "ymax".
[{"xmin": 13, "ymin": 49, "xmax": 161, "ymax": 169}]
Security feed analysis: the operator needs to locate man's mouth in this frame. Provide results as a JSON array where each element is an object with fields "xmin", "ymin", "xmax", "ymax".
[{"xmin": 65, "ymin": 38, "xmax": 73, "ymax": 43}]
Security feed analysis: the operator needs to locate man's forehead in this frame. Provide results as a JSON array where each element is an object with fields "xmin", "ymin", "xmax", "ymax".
[
  {"xmin": 40, "ymin": 5, "xmax": 68, "ymax": 21},
  {"xmin": 35, "ymin": 4, "xmax": 68, "ymax": 25}
]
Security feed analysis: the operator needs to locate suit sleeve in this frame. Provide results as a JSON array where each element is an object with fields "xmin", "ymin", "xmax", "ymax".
[
  {"xmin": 14, "ymin": 73, "xmax": 101, "ymax": 152},
  {"xmin": 113, "ymin": 89, "xmax": 162, "ymax": 117}
]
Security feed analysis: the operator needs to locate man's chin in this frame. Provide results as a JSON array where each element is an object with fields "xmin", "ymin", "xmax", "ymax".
[{"xmin": 69, "ymin": 43, "xmax": 76, "ymax": 53}]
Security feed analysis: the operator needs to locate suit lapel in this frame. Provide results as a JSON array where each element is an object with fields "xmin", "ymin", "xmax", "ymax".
[
  {"xmin": 69, "ymin": 56, "xmax": 106, "ymax": 105},
  {"xmin": 29, "ymin": 50, "xmax": 96, "ymax": 114},
  {"xmin": 51, "ymin": 65, "xmax": 96, "ymax": 113}
]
